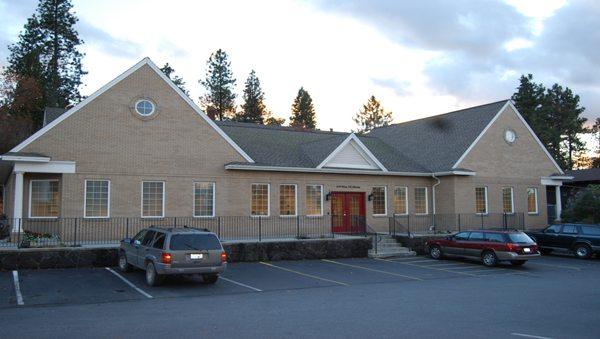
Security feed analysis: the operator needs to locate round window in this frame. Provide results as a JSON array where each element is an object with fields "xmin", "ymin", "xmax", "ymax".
[
  {"xmin": 504, "ymin": 129, "xmax": 517, "ymax": 144},
  {"xmin": 135, "ymin": 99, "xmax": 155, "ymax": 116}
]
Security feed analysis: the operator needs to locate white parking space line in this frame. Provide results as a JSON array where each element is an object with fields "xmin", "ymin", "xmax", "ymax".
[
  {"xmin": 220, "ymin": 277, "xmax": 262, "ymax": 292},
  {"xmin": 511, "ymin": 332, "xmax": 553, "ymax": 339},
  {"xmin": 12, "ymin": 271, "xmax": 24, "ymax": 306},
  {"xmin": 260, "ymin": 262, "xmax": 349, "ymax": 286},
  {"xmin": 528, "ymin": 262, "xmax": 582, "ymax": 271},
  {"xmin": 105, "ymin": 268, "xmax": 153, "ymax": 299},
  {"xmin": 376, "ymin": 258, "xmax": 477, "ymax": 277},
  {"xmin": 391, "ymin": 259, "xmax": 436, "ymax": 264},
  {"xmin": 322, "ymin": 259, "xmax": 423, "ymax": 281},
  {"xmin": 422, "ymin": 262, "xmax": 475, "ymax": 268}
]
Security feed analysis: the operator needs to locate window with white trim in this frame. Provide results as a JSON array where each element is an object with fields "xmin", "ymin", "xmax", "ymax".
[
  {"xmin": 251, "ymin": 184, "xmax": 269, "ymax": 216},
  {"xmin": 527, "ymin": 188, "xmax": 538, "ymax": 214},
  {"xmin": 142, "ymin": 181, "xmax": 164, "ymax": 218},
  {"xmin": 393, "ymin": 186, "xmax": 407, "ymax": 215},
  {"xmin": 306, "ymin": 185, "xmax": 323, "ymax": 216},
  {"xmin": 279, "ymin": 184, "xmax": 297, "ymax": 216},
  {"xmin": 414, "ymin": 187, "xmax": 427, "ymax": 214},
  {"xmin": 30, "ymin": 180, "xmax": 59, "ymax": 218},
  {"xmin": 502, "ymin": 187, "xmax": 514, "ymax": 214},
  {"xmin": 85, "ymin": 180, "xmax": 110, "ymax": 218},
  {"xmin": 194, "ymin": 182, "xmax": 215, "ymax": 217},
  {"xmin": 475, "ymin": 187, "xmax": 488, "ymax": 214},
  {"xmin": 372, "ymin": 186, "xmax": 387, "ymax": 215}
]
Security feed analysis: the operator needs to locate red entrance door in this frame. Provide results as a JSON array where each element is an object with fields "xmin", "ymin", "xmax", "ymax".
[{"xmin": 331, "ymin": 192, "xmax": 366, "ymax": 234}]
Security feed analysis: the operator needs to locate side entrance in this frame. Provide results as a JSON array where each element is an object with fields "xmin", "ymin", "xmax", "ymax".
[{"xmin": 330, "ymin": 192, "xmax": 366, "ymax": 234}]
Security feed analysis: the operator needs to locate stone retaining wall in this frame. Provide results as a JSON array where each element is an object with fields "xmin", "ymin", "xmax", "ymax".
[{"xmin": 0, "ymin": 237, "xmax": 371, "ymax": 270}]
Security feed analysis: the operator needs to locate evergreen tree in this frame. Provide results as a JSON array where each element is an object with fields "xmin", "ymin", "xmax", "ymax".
[
  {"xmin": 160, "ymin": 63, "xmax": 188, "ymax": 95},
  {"xmin": 199, "ymin": 49, "xmax": 236, "ymax": 120},
  {"xmin": 591, "ymin": 118, "xmax": 600, "ymax": 168},
  {"xmin": 235, "ymin": 70, "xmax": 266, "ymax": 123},
  {"xmin": 289, "ymin": 87, "xmax": 316, "ymax": 129},
  {"xmin": 265, "ymin": 115, "xmax": 285, "ymax": 126},
  {"xmin": 4, "ymin": 0, "xmax": 85, "ymax": 128},
  {"xmin": 543, "ymin": 84, "xmax": 587, "ymax": 170},
  {"xmin": 353, "ymin": 95, "xmax": 393, "ymax": 133}
]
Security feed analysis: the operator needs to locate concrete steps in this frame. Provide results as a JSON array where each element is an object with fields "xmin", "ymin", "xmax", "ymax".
[{"xmin": 368, "ymin": 234, "xmax": 416, "ymax": 258}]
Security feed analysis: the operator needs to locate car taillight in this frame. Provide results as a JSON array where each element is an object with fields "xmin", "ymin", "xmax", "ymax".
[
  {"xmin": 162, "ymin": 253, "xmax": 172, "ymax": 264},
  {"xmin": 221, "ymin": 251, "xmax": 227, "ymax": 263}
]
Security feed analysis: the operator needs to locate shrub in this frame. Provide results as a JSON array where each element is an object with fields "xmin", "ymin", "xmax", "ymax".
[{"xmin": 562, "ymin": 185, "xmax": 600, "ymax": 223}]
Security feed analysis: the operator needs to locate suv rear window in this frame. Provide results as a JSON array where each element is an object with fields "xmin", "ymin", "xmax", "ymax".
[
  {"xmin": 169, "ymin": 234, "xmax": 222, "ymax": 251},
  {"xmin": 507, "ymin": 233, "xmax": 534, "ymax": 244}
]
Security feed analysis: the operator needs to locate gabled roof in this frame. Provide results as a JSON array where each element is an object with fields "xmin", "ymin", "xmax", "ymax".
[
  {"xmin": 368, "ymin": 100, "xmax": 509, "ymax": 172},
  {"xmin": 8, "ymin": 58, "xmax": 254, "ymax": 163},
  {"xmin": 216, "ymin": 121, "xmax": 430, "ymax": 173}
]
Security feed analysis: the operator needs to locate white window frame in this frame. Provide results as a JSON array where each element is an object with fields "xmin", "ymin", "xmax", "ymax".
[
  {"xmin": 279, "ymin": 184, "xmax": 298, "ymax": 217},
  {"xmin": 251, "ymin": 183, "xmax": 270, "ymax": 217},
  {"xmin": 414, "ymin": 187, "xmax": 428, "ymax": 215},
  {"xmin": 28, "ymin": 179, "xmax": 60, "ymax": 219},
  {"xmin": 393, "ymin": 186, "xmax": 408, "ymax": 216},
  {"xmin": 306, "ymin": 184, "xmax": 324, "ymax": 217},
  {"xmin": 475, "ymin": 186, "xmax": 488, "ymax": 215},
  {"xmin": 527, "ymin": 187, "xmax": 539, "ymax": 215},
  {"xmin": 141, "ymin": 181, "xmax": 165, "ymax": 218},
  {"xmin": 502, "ymin": 187, "xmax": 514, "ymax": 214},
  {"xmin": 83, "ymin": 179, "xmax": 111, "ymax": 219},
  {"xmin": 372, "ymin": 186, "xmax": 387, "ymax": 217},
  {"xmin": 193, "ymin": 182, "xmax": 216, "ymax": 218}
]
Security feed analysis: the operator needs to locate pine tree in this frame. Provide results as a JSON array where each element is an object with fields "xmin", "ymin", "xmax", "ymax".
[
  {"xmin": 199, "ymin": 49, "xmax": 236, "ymax": 121},
  {"xmin": 591, "ymin": 118, "xmax": 600, "ymax": 168},
  {"xmin": 512, "ymin": 74, "xmax": 562, "ymax": 167},
  {"xmin": 289, "ymin": 87, "xmax": 316, "ymax": 129},
  {"xmin": 544, "ymin": 84, "xmax": 588, "ymax": 170},
  {"xmin": 160, "ymin": 63, "xmax": 188, "ymax": 95},
  {"xmin": 235, "ymin": 70, "xmax": 266, "ymax": 123},
  {"xmin": 353, "ymin": 95, "xmax": 393, "ymax": 133},
  {"xmin": 4, "ymin": 0, "xmax": 85, "ymax": 127}
]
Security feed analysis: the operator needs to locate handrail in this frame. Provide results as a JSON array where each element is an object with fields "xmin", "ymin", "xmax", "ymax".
[{"xmin": 364, "ymin": 223, "xmax": 382, "ymax": 254}]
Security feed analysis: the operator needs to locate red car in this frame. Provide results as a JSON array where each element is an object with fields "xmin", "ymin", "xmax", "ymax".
[{"xmin": 426, "ymin": 230, "xmax": 540, "ymax": 267}]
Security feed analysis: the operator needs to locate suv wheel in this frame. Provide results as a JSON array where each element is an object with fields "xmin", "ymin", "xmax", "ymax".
[
  {"xmin": 429, "ymin": 245, "xmax": 443, "ymax": 260},
  {"xmin": 482, "ymin": 251, "xmax": 498, "ymax": 267},
  {"xmin": 203, "ymin": 274, "xmax": 219, "ymax": 284},
  {"xmin": 145, "ymin": 262, "xmax": 164, "ymax": 286},
  {"xmin": 118, "ymin": 251, "xmax": 132, "ymax": 272},
  {"xmin": 574, "ymin": 244, "xmax": 592, "ymax": 259}
]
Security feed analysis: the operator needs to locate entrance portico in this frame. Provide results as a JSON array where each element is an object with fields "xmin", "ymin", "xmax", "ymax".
[
  {"xmin": 0, "ymin": 152, "xmax": 75, "ymax": 232},
  {"xmin": 542, "ymin": 175, "xmax": 574, "ymax": 222}
]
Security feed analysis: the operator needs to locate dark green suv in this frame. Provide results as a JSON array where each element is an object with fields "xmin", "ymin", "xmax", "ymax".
[{"xmin": 118, "ymin": 227, "xmax": 227, "ymax": 286}]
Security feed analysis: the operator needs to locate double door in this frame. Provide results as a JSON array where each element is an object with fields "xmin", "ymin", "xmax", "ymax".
[{"xmin": 330, "ymin": 192, "xmax": 366, "ymax": 234}]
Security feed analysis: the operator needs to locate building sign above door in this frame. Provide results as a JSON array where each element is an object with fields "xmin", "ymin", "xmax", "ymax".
[{"xmin": 335, "ymin": 185, "xmax": 361, "ymax": 189}]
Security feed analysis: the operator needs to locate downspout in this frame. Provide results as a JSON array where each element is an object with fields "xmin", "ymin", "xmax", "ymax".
[{"xmin": 431, "ymin": 174, "xmax": 441, "ymax": 231}]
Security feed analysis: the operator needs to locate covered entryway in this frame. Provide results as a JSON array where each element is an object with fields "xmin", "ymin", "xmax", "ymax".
[{"xmin": 330, "ymin": 192, "xmax": 366, "ymax": 234}]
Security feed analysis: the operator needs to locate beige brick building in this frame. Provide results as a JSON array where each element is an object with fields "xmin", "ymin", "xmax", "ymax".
[{"xmin": 0, "ymin": 58, "xmax": 571, "ymax": 238}]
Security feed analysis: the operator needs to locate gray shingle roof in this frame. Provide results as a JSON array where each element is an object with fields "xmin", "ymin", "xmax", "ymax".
[
  {"xmin": 565, "ymin": 168, "xmax": 600, "ymax": 183},
  {"xmin": 216, "ymin": 100, "xmax": 509, "ymax": 174},
  {"xmin": 43, "ymin": 107, "xmax": 67, "ymax": 127},
  {"xmin": 368, "ymin": 100, "xmax": 508, "ymax": 172}
]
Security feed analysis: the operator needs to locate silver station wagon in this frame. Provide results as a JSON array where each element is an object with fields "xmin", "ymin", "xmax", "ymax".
[{"xmin": 118, "ymin": 227, "xmax": 228, "ymax": 286}]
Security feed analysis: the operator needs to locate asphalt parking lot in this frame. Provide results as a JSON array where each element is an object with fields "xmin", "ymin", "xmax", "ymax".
[{"xmin": 1, "ymin": 254, "xmax": 599, "ymax": 338}]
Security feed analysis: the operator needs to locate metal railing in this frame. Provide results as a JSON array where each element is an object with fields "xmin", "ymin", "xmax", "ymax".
[
  {"xmin": 389, "ymin": 213, "xmax": 535, "ymax": 237},
  {"xmin": 0, "ymin": 215, "xmax": 361, "ymax": 248}
]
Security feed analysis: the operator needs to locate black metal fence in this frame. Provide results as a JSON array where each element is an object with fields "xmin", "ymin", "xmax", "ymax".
[
  {"xmin": 0, "ymin": 216, "xmax": 349, "ymax": 248},
  {"xmin": 389, "ymin": 213, "xmax": 533, "ymax": 236}
]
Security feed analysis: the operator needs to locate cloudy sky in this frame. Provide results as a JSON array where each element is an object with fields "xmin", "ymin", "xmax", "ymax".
[{"xmin": 0, "ymin": 0, "xmax": 598, "ymax": 133}]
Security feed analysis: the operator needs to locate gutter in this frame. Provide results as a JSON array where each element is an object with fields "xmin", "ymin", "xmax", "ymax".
[
  {"xmin": 431, "ymin": 173, "xmax": 441, "ymax": 219},
  {"xmin": 225, "ymin": 164, "xmax": 476, "ymax": 177}
]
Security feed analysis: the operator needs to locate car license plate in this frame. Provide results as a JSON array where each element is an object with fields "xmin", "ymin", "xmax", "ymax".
[
  {"xmin": 190, "ymin": 253, "xmax": 204, "ymax": 260},
  {"xmin": 523, "ymin": 248, "xmax": 531, "ymax": 253}
]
